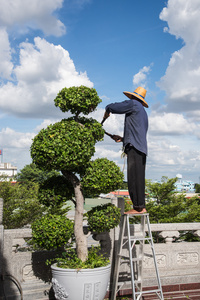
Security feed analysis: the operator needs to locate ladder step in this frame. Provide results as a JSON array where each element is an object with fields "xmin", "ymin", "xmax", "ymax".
[
  {"xmin": 135, "ymin": 289, "xmax": 163, "ymax": 295},
  {"xmin": 118, "ymin": 255, "xmax": 145, "ymax": 262},
  {"xmin": 130, "ymin": 237, "xmax": 151, "ymax": 241},
  {"xmin": 118, "ymin": 279, "xmax": 142, "ymax": 284}
]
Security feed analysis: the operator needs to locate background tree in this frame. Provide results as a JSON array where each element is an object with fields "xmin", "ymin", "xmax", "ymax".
[
  {"xmin": 30, "ymin": 86, "xmax": 124, "ymax": 262},
  {"xmin": 145, "ymin": 177, "xmax": 200, "ymax": 241},
  {"xmin": 0, "ymin": 178, "xmax": 44, "ymax": 229},
  {"xmin": 15, "ymin": 163, "xmax": 59, "ymax": 185},
  {"xmin": 146, "ymin": 176, "xmax": 177, "ymax": 205},
  {"xmin": 195, "ymin": 183, "xmax": 200, "ymax": 193},
  {"xmin": 1, "ymin": 163, "xmax": 71, "ymax": 228},
  {"xmin": 146, "ymin": 177, "xmax": 185, "ymax": 223}
]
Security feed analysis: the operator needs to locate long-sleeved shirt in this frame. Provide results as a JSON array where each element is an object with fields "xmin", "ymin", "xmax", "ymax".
[{"xmin": 105, "ymin": 99, "xmax": 148, "ymax": 155}]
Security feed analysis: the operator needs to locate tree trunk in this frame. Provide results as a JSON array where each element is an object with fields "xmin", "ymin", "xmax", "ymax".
[{"xmin": 62, "ymin": 171, "xmax": 88, "ymax": 262}]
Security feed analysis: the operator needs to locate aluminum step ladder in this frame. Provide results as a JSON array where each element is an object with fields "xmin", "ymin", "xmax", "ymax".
[{"xmin": 111, "ymin": 212, "xmax": 164, "ymax": 300}]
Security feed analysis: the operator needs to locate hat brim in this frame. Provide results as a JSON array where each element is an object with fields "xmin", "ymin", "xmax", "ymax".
[{"xmin": 123, "ymin": 91, "xmax": 148, "ymax": 108}]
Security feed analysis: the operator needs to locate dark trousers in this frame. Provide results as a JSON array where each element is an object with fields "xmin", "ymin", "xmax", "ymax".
[{"xmin": 127, "ymin": 146, "xmax": 146, "ymax": 210}]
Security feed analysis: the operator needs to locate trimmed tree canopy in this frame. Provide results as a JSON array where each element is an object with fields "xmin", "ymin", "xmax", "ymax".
[
  {"xmin": 30, "ymin": 86, "xmax": 124, "ymax": 262},
  {"xmin": 54, "ymin": 86, "xmax": 102, "ymax": 115},
  {"xmin": 81, "ymin": 158, "xmax": 124, "ymax": 196},
  {"xmin": 31, "ymin": 118, "xmax": 104, "ymax": 173}
]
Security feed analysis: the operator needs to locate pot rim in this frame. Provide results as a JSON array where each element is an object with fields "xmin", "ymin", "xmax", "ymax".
[{"xmin": 51, "ymin": 262, "xmax": 111, "ymax": 272}]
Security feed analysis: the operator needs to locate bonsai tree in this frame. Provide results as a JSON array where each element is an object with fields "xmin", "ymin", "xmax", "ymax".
[{"xmin": 30, "ymin": 86, "xmax": 124, "ymax": 262}]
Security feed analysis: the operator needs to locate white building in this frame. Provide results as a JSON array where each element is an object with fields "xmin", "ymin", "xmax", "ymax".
[
  {"xmin": 0, "ymin": 162, "xmax": 17, "ymax": 180},
  {"xmin": 174, "ymin": 174, "xmax": 195, "ymax": 193},
  {"xmin": 153, "ymin": 174, "xmax": 196, "ymax": 193}
]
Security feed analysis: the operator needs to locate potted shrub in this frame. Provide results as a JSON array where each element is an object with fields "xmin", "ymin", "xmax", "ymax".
[{"xmin": 30, "ymin": 86, "xmax": 124, "ymax": 300}]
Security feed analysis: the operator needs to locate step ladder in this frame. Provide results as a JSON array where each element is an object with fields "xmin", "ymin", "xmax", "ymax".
[{"xmin": 111, "ymin": 212, "xmax": 164, "ymax": 300}]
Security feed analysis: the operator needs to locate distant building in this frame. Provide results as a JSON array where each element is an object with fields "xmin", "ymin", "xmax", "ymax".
[
  {"xmin": 152, "ymin": 174, "xmax": 195, "ymax": 193},
  {"xmin": 0, "ymin": 162, "xmax": 17, "ymax": 181},
  {"xmin": 175, "ymin": 174, "xmax": 195, "ymax": 193}
]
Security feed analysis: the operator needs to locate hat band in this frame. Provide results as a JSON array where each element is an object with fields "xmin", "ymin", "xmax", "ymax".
[{"xmin": 133, "ymin": 92, "xmax": 145, "ymax": 99}]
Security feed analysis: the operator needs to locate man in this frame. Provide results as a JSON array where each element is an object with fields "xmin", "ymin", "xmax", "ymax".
[{"xmin": 102, "ymin": 86, "xmax": 148, "ymax": 214}]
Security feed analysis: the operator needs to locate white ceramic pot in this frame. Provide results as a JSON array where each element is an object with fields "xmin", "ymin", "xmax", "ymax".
[{"xmin": 51, "ymin": 263, "xmax": 111, "ymax": 300}]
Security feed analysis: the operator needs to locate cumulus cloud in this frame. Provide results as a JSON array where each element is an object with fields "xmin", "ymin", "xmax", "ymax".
[
  {"xmin": 0, "ymin": 127, "xmax": 34, "ymax": 149},
  {"xmin": 0, "ymin": 37, "xmax": 93, "ymax": 118},
  {"xmin": 133, "ymin": 65, "xmax": 152, "ymax": 87},
  {"xmin": 0, "ymin": 28, "xmax": 13, "ymax": 79},
  {"xmin": 0, "ymin": 0, "xmax": 66, "ymax": 36},
  {"xmin": 146, "ymin": 135, "xmax": 200, "ymax": 181},
  {"xmin": 0, "ymin": 126, "xmax": 35, "ymax": 171},
  {"xmin": 0, "ymin": 0, "xmax": 94, "ymax": 119},
  {"xmin": 160, "ymin": 0, "xmax": 200, "ymax": 43},
  {"xmin": 149, "ymin": 112, "xmax": 198, "ymax": 136},
  {"xmin": 158, "ymin": 0, "xmax": 200, "ymax": 114}
]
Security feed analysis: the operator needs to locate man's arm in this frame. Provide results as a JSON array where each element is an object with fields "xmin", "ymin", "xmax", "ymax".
[{"xmin": 106, "ymin": 100, "xmax": 133, "ymax": 114}]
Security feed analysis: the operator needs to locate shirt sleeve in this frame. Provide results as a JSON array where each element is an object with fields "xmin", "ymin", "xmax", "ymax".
[{"xmin": 105, "ymin": 100, "xmax": 135, "ymax": 114}]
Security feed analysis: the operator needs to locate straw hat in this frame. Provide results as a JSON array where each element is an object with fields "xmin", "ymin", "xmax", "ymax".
[{"xmin": 123, "ymin": 87, "xmax": 148, "ymax": 108}]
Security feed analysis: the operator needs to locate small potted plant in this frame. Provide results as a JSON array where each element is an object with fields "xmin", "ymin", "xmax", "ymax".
[{"xmin": 30, "ymin": 86, "xmax": 124, "ymax": 300}]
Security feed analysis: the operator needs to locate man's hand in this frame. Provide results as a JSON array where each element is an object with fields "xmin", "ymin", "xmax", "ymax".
[
  {"xmin": 101, "ymin": 111, "xmax": 110, "ymax": 124},
  {"xmin": 112, "ymin": 135, "xmax": 123, "ymax": 143},
  {"xmin": 103, "ymin": 111, "xmax": 110, "ymax": 119}
]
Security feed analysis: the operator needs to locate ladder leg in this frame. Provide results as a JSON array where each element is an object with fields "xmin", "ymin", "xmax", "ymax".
[
  {"xmin": 146, "ymin": 215, "xmax": 164, "ymax": 300},
  {"xmin": 111, "ymin": 215, "xmax": 126, "ymax": 300},
  {"xmin": 126, "ymin": 214, "xmax": 136, "ymax": 300},
  {"xmin": 135, "ymin": 215, "xmax": 146, "ymax": 298}
]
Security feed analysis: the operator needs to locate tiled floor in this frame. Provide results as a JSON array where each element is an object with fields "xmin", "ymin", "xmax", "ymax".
[{"xmin": 106, "ymin": 283, "xmax": 200, "ymax": 300}]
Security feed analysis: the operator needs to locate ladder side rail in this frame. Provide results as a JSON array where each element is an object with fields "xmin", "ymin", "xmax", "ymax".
[
  {"xmin": 126, "ymin": 215, "xmax": 137, "ymax": 300},
  {"xmin": 146, "ymin": 215, "xmax": 164, "ymax": 297},
  {"xmin": 111, "ymin": 214, "xmax": 126, "ymax": 300},
  {"xmin": 137, "ymin": 215, "xmax": 146, "ymax": 293}
]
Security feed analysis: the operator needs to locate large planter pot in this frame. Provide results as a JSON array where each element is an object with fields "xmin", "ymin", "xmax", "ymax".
[{"xmin": 51, "ymin": 263, "xmax": 111, "ymax": 300}]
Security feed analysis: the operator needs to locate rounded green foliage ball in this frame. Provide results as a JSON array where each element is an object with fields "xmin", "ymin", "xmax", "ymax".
[
  {"xmin": 32, "ymin": 214, "xmax": 74, "ymax": 250},
  {"xmin": 87, "ymin": 203, "xmax": 121, "ymax": 233},
  {"xmin": 54, "ymin": 86, "xmax": 102, "ymax": 115},
  {"xmin": 31, "ymin": 119, "xmax": 100, "ymax": 172},
  {"xmin": 81, "ymin": 158, "xmax": 124, "ymax": 196}
]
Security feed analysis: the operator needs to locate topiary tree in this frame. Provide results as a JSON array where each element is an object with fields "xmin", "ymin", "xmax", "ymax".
[{"xmin": 30, "ymin": 85, "xmax": 124, "ymax": 262}]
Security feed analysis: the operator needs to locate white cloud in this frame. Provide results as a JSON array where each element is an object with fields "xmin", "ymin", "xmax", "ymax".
[
  {"xmin": 0, "ymin": 28, "xmax": 13, "ymax": 79},
  {"xmin": 145, "ymin": 0, "xmax": 200, "ymax": 181},
  {"xmin": 133, "ymin": 65, "xmax": 152, "ymax": 87},
  {"xmin": 0, "ymin": 37, "xmax": 93, "ymax": 118},
  {"xmin": 0, "ymin": 127, "xmax": 34, "ymax": 149},
  {"xmin": 149, "ymin": 112, "xmax": 198, "ymax": 136},
  {"xmin": 158, "ymin": 0, "xmax": 200, "ymax": 114},
  {"xmin": 160, "ymin": 0, "xmax": 200, "ymax": 44},
  {"xmin": 0, "ymin": 0, "xmax": 65, "ymax": 36},
  {"xmin": 146, "ymin": 135, "xmax": 200, "ymax": 181}
]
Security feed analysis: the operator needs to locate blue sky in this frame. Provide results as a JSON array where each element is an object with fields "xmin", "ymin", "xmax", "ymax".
[{"xmin": 1, "ymin": 0, "xmax": 200, "ymax": 183}]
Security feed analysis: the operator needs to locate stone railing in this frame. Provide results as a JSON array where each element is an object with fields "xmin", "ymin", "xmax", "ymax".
[{"xmin": 1, "ymin": 197, "xmax": 200, "ymax": 299}]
